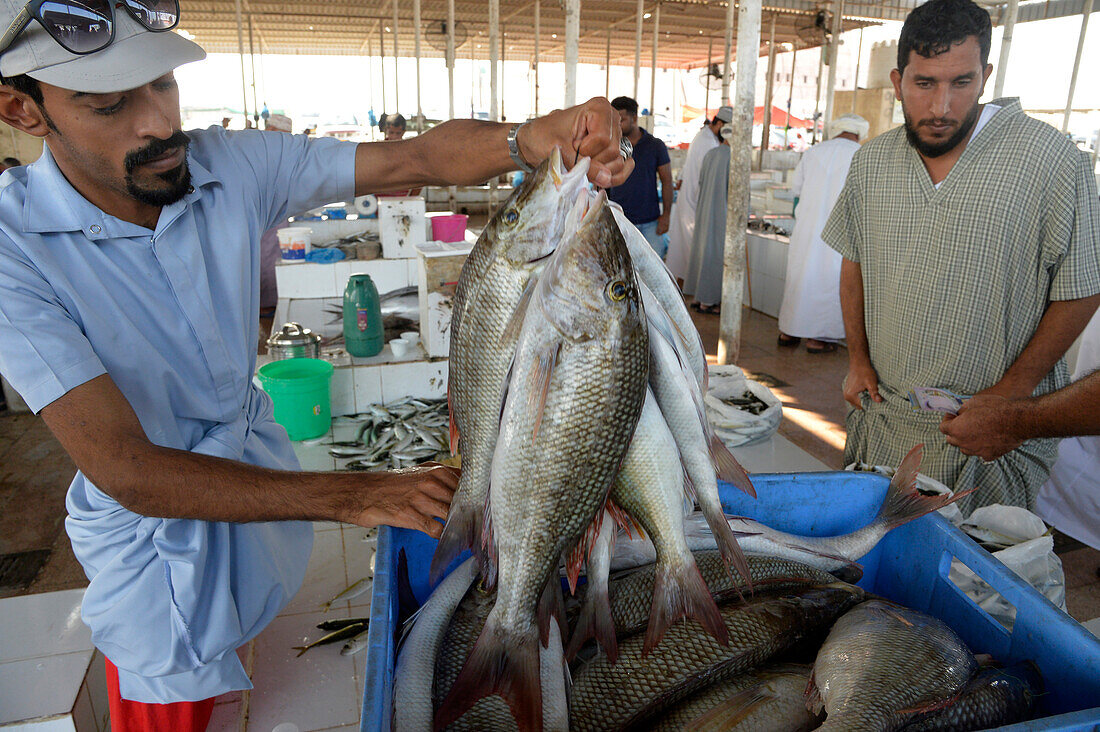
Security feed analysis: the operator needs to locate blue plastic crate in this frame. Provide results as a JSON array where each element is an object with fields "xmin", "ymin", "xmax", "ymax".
[{"xmin": 362, "ymin": 472, "xmax": 1100, "ymax": 731}]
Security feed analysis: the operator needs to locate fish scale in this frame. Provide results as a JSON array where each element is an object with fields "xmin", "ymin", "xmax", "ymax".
[{"xmin": 569, "ymin": 584, "xmax": 864, "ymax": 732}]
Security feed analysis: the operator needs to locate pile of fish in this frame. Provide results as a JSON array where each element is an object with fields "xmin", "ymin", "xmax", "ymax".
[
  {"xmin": 390, "ymin": 151, "xmax": 1033, "ymax": 731},
  {"xmin": 718, "ymin": 389, "xmax": 771, "ymax": 416},
  {"xmin": 328, "ymin": 398, "xmax": 449, "ymax": 470}
]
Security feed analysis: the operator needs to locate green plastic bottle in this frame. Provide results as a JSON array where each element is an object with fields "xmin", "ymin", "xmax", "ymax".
[{"xmin": 343, "ymin": 274, "xmax": 383, "ymax": 357}]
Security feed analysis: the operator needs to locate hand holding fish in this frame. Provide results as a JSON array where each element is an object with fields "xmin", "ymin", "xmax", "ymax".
[
  {"xmin": 342, "ymin": 462, "xmax": 459, "ymax": 538},
  {"xmin": 516, "ymin": 97, "xmax": 635, "ymax": 188},
  {"xmin": 940, "ymin": 393, "xmax": 1024, "ymax": 461}
]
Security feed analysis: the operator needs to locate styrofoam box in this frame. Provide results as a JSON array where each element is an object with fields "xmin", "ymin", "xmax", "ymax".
[
  {"xmin": 379, "ymin": 198, "xmax": 427, "ymax": 260},
  {"xmin": 364, "ymin": 473, "xmax": 1100, "ymax": 731},
  {"xmin": 416, "ymin": 242, "xmax": 473, "ymax": 358}
]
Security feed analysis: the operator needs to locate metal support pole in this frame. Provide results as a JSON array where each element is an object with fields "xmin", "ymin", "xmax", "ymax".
[
  {"xmin": 823, "ymin": 0, "xmax": 842, "ymax": 131},
  {"xmin": 784, "ymin": 45, "xmax": 797, "ymax": 148},
  {"xmin": 1063, "ymin": 0, "xmax": 1094, "ymax": 133},
  {"xmin": 649, "ymin": 2, "xmax": 660, "ymax": 129},
  {"xmin": 633, "ymin": 0, "xmax": 644, "ymax": 100},
  {"xmin": 501, "ymin": 26, "xmax": 506, "ymax": 122},
  {"xmin": 414, "ymin": 0, "xmax": 422, "ymax": 128},
  {"xmin": 811, "ymin": 43, "xmax": 824, "ymax": 143},
  {"xmin": 379, "ymin": 22, "xmax": 387, "ymax": 113},
  {"xmin": 721, "ymin": 0, "xmax": 735, "ymax": 104},
  {"xmin": 565, "ymin": 0, "xmax": 580, "ymax": 107},
  {"xmin": 718, "ymin": 0, "xmax": 762, "ymax": 365},
  {"xmin": 490, "ymin": 0, "xmax": 499, "ymax": 121},
  {"xmin": 233, "ymin": 0, "xmax": 249, "ymax": 124},
  {"xmin": 993, "ymin": 0, "xmax": 1019, "ymax": 98},
  {"xmin": 757, "ymin": 14, "xmax": 777, "ymax": 170},
  {"xmin": 534, "ymin": 0, "xmax": 541, "ymax": 116},
  {"xmin": 248, "ymin": 14, "xmax": 258, "ymax": 124},
  {"xmin": 447, "ymin": 0, "xmax": 455, "ymax": 120},
  {"xmin": 392, "ymin": 0, "xmax": 400, "ymax": 114},
  {"xmin": 704, "ymin": 34, "xmax": 713, "ymax": 119},
  {"xmin": 605, "ymin": 27, "xmax": 612, "ymax": 98},
  {"xmin": 851, "ymin": 26, "xmax": 863, "ymax": 112}
]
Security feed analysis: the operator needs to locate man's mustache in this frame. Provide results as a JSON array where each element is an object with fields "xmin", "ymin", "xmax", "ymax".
[
  {"xmin": 917, "ymin": 118, "xmax": 958, "ymax": 129},
  {"xmin": 124, "ymin": 131, "xmax": 191, "ymax": 173}
]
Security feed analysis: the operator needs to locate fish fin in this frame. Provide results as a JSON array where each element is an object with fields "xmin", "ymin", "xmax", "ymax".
[
  {"xmin": 875, "ymin": 444, "xmax": 977, "ymax": 531},
  {"xmin": 395, "ymin": 549, "xmax": 420, "ymax": 638},
  {"xmin": 480, "ymin": 494, "xmax": 498, "ymax": 591},
  {"xmin": 564, "ymin": 574, "xmax": 618, "ymax": 664},
  {"xmin": 565, "ymin": 511, "xmax": 607, "ymax": 595},
  {"xmin": 690, "ymin": 687, "xmax": 774, "ymax": 729},
  {"xmin": 502, "ymin": 273, "xmax": 540, "ymax": 345},
  {"xmin": 804, "ymin": 669, "xmax": 825, "ymax": 715},
  {"xmin": 447, "ymin": 387, "xmax": 459, "ymax": 457},
  {"xmin": 527, "ymin": 341, "xmax": 561, "ymax": 439},
  {"xmin": 644, "ymin": 557, "xmax": 728, "ymax": 655},
  {"xmin": 606, "ymin": 498, "xmax": 644, "ymax": 540},
  {"xmin": 429, "ymin": 500, "xmax": 479, "ymax": 584},
  {"xmin": 537, "ymin": 574, "xmax": 566, "ymax": 649},
  {"xmin": 709, "ymin": 434, "xmax": 756, "ymax": 498},
  {"xmin": 898, "ymin": 691, "xmax": 965, "ymax": 717},
  {"xmin": 829, "ymin": 564, "xmax": 865, "ymax": 584},
  {"xmin": 702, "ymin": 507, "xmax": 753, "ymax": 597},
  {"xmin": 434, "ymin": 617, "xmax": 544, "ymax": 732}
]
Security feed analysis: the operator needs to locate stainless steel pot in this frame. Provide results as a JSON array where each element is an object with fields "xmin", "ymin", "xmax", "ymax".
[{"xmin": 266, "ymin": 322, "xmax": 322, "ymax": 360}]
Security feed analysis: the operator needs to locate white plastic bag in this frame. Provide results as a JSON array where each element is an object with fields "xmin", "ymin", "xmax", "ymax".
[{"xmin": 704, "ymin": 365, "xmax": 782, "ymax": 447}]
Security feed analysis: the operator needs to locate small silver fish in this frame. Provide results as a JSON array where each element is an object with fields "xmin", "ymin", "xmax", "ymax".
[
  {"xmin": 323, "ymin": 577, "xmax": 372, "ymax": 612},
  {"xmin": 339, "ymin": 626, "xmax": 372, "ymax": 656}
]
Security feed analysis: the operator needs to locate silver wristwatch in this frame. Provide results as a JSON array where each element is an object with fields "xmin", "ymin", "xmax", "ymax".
[{"xmin": 508, "ymin": 123, "xmax": 534, "ymax": 173}]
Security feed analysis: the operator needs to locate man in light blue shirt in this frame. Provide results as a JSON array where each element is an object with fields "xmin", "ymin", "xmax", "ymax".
[{"xmin": 0, "ymin": 0, "xmax": 633, "ymax": 723}]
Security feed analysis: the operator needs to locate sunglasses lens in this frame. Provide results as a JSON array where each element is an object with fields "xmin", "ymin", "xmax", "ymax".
[
  {"xmin": 122, "ymin": 0, "xmax": 178, "ymax": 30},
  {"xmin": 40, "ymin": 0, "xmax": 113, "ymax": 54}
]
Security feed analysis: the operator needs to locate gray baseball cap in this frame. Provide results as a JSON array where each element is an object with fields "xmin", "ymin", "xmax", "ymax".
[
  {"xmin": 0, "ymin": 0, "xmax": 204, "ymax": 93},
  {"xmin": 714, "ymin": 105, "xmax": 734, "ymax": 123}
]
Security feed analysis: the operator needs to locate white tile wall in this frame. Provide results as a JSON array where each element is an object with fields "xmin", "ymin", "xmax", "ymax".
[
  {"xmin": 329, "ymin": 366, "xmax": 355, "ymax": 417},
  {"xmin": 276, "ymin": 263, "xmax": 338, "ymax": 300},
  {"xmin": 352, "ymin": 367, "xmax": 383, "ymax": 412}
]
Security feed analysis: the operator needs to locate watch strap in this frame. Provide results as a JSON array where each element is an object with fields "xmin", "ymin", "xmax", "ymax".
[{"xmin": 508, "ymin": 122, "xmax": 534, "ymax": 173}]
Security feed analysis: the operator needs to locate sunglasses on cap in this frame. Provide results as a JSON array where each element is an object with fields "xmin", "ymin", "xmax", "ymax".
[{"xmin": 0, "ymin": 0, "xmax": 178, "ymax": 57}]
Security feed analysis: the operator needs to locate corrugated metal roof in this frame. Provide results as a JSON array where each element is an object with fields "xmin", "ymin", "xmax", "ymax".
[{"xmin": 178, "ymin": 0, "xmax": 1095, "ymax": 67}]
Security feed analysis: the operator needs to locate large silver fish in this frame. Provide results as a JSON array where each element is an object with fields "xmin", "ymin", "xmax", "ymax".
[
  {"xmin": 651, "ymin": 663, "xmax": 822, "ymax": 731},
  {"xmin": 569, "ymin": 583, "xmax": 864, "ymax": 732},
  {"xmin": 608, "ymin": 445, "xmax": 972, "ymax": 576},
  {"xmin": 434, "ymin": 148, "xmax": 591, "ymax": 581},
  {"xmin": 568, "ymin": 551, "xmax": 842, "ymax": 651},
  {"xmin": 571, "ymin": 388, "xmax": 727, "ymax": 661},
  {"xmin": 435, "ymin": 193, "xmax": 649, "ymax": 731},
  {"xmin": 809, "ymin": 599, "xmax": 979, "ymax": 731}
]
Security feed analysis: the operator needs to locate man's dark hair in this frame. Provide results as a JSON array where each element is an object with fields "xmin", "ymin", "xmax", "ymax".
[
  {"xmin": 897, "ymin": 0, "xmax": 992, "ymax": 75},
  {"xmin": 389, "ymin": 113, "xmax": 406, "ymax": 130},
  {"xmin": 0, "ymin": 74, "xmax": 43, "ymax": 105},
  {"xmin": 2, "ymin": 157, "xmax": 21, "ymax": 167},
  {"xmin": 611, "ymin": 96, "xmax": 639, "ymax": 117}
]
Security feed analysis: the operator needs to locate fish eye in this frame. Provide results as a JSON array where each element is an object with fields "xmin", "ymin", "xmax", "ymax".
[
  {"xmin": 608, "ymin": 281, "xmax": 628, "ymax": 301},
  {"xmin": 502, "ymin": 209, "xmax": 519, "ymax": 226}
]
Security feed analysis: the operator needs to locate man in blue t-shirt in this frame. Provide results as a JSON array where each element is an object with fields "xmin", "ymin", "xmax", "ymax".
[{"xmin": 608, "ymin": 96, "xmax": 673, "ymax": 257}]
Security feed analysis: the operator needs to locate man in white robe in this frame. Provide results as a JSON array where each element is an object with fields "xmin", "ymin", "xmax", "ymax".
[
  {"xmin": 666, "ymin": 106, "xmax": 732, "ymax": 281},
  {"xmin": 777, "ymin": 114, "xmax": 869, "ymax": 353}
]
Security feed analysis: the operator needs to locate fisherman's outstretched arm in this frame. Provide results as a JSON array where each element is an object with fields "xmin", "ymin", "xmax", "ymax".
[
  {"xmin": 40, "ymin": 374, "xmax": 457, "ymax": 538},
  {"xmin": 353, "ymin": 97, "xmax": 634, "ymax": 194},
  {"xmin": 841, "ymin": 257, "xmax": 881, "ymax": 409}
]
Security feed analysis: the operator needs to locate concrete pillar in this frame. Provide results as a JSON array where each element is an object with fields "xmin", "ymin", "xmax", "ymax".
[
  {"xmin": 535, "ymin": 0, "xmax": 541, "ymax": 115},
  {"xmin": 704, "ymin": 34, "xmax": 713, "ymax": 119},
  {"xmin": 784, "ymin": 45, "xmax": 797, "ymax": 148},
  {"xmin": 393, "ymin": 0, "xmax": 400, "ymax": 113},
  {"xmin": 851, "ymin": 26, "xmax": 863, "ymax": 112},
  {"xmin": 811, "ymin": 43, "xmax": 824, "ymax": 143},
  {"xmin": 447, "ymin": 0, "xmax": 455, "ymax": 120},
  {"xmin": 565, "ymin": 0, "xmax": 581, "ymax": 107},
  {"xmin": 649, "ymin": 2, "xmax": 660, "ymax": 128},
  {"xmin": 992, "ymin": 0, "xmax": 1019, "ymax": 98},
  {"xmin": 490, "ymin": 0, "xmax": 499, "ymax": 121},
  {"xmin": 757, "ymin": 14, "xmax": 777, "ymax": 171},
  {"xmin": 414, "ymin": 0, "xmax": 423, "ymax": 127},
  {"xmin": 1063, "ymin": 0, "xmax": 1094, "ymax": 133},
  {"xmin": 379, "ymin": 22, "xmax": 386, "ymax": 112},
  {"xmin": 718, "ymin": 0, "xmax": 762, "ymax": 365},
  {"xmin": 234, "ymin": 0, "xmax": 249, "ymax": 122},
  {"xmin": 605, "ymin": 26, "xmax": 612, "ymax": 97}
]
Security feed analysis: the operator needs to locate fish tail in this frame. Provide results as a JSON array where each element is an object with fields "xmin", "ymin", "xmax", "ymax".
[
  {"xmin": 564, "ymin": 578, "xmax": 618, "ymax": 663},
  {"xmin": 702, "ymin": 501, "xmax": 754, "ymax": 594},
  {"xmin": 429, "ymin": 501, "xmax": 481, "ymax": 584},
  {"xmin": 877, "ymin": 444, "xmax": 976, "ymax": 531},
  {"xmin": 709, "ymin": 433, "xmax": 756, "ymax": 498},
  {"xmin": 644, "ymin": 556, "xmax": 728, "ymax": 655},
  {"xmin": 537, "ymin": 573, "xmax": 566, "ymax": 649},
  {"xmin": 434, "ymin": 617, "xmax": 544, "ymax": 732}
]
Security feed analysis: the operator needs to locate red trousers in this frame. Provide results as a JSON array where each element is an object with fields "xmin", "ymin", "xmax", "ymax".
[{"xmin": 104, "ymin": 658, "xmax": 216, "ymax": 732}]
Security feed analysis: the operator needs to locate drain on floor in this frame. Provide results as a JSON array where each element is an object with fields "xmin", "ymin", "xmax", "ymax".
[
  {"xmin": 0, "ymin": 549, "xmax": 51, "ymax": 591},
  {"xmin": 742, "ymin": 371, "xmax": 789, "ymax": 388}
]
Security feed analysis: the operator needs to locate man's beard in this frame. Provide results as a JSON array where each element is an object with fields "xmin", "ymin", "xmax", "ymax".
[
  {"xmin": 124, "ymin": 130, "xmax": 192, "ymax": 206},
  {"xmin": 903, "ymin": 100, "xmax": 980, "ymax": 158}
]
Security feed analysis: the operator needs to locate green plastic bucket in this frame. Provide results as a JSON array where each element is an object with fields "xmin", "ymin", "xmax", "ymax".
[{"xmin": 257, "ymin": 358, "xmax": 334, "ymax": 440}]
